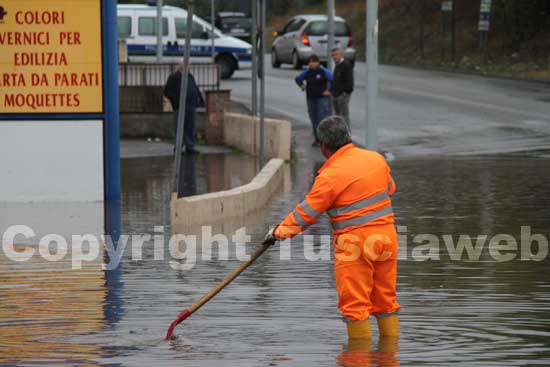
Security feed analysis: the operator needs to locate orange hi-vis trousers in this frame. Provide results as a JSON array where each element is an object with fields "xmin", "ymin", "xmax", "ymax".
[{"xmin": 334, "ymin": 223, "xmax": 400, "ymax": 321}]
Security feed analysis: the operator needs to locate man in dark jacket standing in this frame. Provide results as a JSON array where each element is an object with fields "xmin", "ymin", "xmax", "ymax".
[
  {"xmin": 164, "ymin": 63, "xmax": 203, "ymax": 154},
  {"xmin": 330, "ymin": 48, "xmax": 354, "ymax": 129},
  {"xmin": 295, "ymin": 54, "xmax": 333, "ymax": 146}
]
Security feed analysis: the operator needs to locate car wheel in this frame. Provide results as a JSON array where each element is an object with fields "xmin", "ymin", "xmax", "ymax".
[
  {"xmin": 271, "ymin": 48, "xmax": 281, "ymax": 68},
  {"xmin": 216, "ymin": 54, "xmax": 236, "ymax": 79},
  {"xmin": 292, "ymin": 50, "xmax": 302, "ymax": 69}
]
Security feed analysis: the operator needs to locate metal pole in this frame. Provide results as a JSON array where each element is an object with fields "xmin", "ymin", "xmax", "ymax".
[
  {"xmin": 451, "ymin": 0, "xmax": 456, "ymax": 65},
  {"xmin": 211, "ymin": 0, "xmax": 215, "ymax": 61},
  {"xmin": 327, "ymin": 0, "xmax": 335, "ymax": 70},
  {"xmin": 156, "ymin": 0, "xmax": 163, "ymax": 62},
  {"xmin": 259, "ymin": 0, "xmax": 266, "ymax": 166},
  {"xmin": 366, "ymin": 0, "xmax": 378, "ymax": 150},
  {"xmin": 251, "ymin": 0, "xmax": 258, "ymax": 116},
  {"xmin": 103, "ymin": 0, "xmax": 121, "ymax": 202},
  {"xmin": 173, "ymin": 1, "xmax": 194, "ymax": 194},
  {"xmin": 440, "ymin": 5, "xmax": 446, "ymax": 61}
]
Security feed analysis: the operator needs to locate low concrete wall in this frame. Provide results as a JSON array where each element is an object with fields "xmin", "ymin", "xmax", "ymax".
[
  {"xmin": 120, "ymin": 111, "xmax": 206, "ymax": 139},
  {"xmin": 119, "ymin": 86, "xmax": 164, "ymax": 113},
  {"xmin": 119, "ymin": 87, "xmax": 228, "ymax": 141},
  {"xmin": 171, "ymin": 158, "xmax": 286, "ymax": 232},
  {"xmin": 224, "ymin": 112, "xmax": 291, "ymax": 161}
]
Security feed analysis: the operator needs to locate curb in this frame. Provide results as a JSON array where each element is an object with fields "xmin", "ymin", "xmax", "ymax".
[
  {"xmin": 382, "ymin": 63, "xmax": 550, "ymax": 86},
  {"xmin": 171, "ymin": 158, "xmax": 287, "ymax": 232}
]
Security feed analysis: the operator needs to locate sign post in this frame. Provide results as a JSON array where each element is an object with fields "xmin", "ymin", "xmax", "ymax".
[
  {"xmin": 365, "ymin": 0, "xmax": 378, "ymax": 150},
  {"xmin": 251, "ymin": 0, "xmax": 258, "ymax": 117},
  {"xmin": 156, "ymin": 0, "xmax": 163, "ymax": 62},
  {"xmin": 173, "ymin": 0, "xmax": 194, "ymax": 195},
  {"xmin": 0, "ymin": 0, "xmax": 120, "ymax": 211},
  {"xmin": 478, "ymin": 0, "xmax": 492, "ymax": 64},
  {"xmin": 211, "ymin": 0, "xmax": 215, "ymax": 61},
  {"xmin": 259, "ymin": 0, "xmax": 266, "ymax": 167},
  {"xmin": 327, "ymin": 0, "xmax": 335, "ymax": 71},
  {"xmin": 440, "ymin": 1, "xmax": 452, "ymax": 60}
]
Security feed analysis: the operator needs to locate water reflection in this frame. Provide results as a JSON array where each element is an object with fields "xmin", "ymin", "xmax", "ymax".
[
  {"xmin": 0, "ymin": 251, "xmax": 106, "ymax": 366},
  {"xmin": 178, "ymin": 155, "xmax": 197, "ymax": 197},
  {"xmin": 104, "ymin": 200, "xmax": 125, "ymax": 329},
  {"xmin": 120, "ymin": 153, "xmax": 258, "ymax": 234},
  {"xmin": 1, "ymin": 152, "xmax": 549, "ymax": 366},
  {"xmin": 337, "ymin": 337, "xmax": 399, "ymax": 367}
]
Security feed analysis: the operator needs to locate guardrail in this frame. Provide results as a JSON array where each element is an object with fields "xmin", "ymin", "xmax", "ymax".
[{"xmin": 118, "ymin": 62, "xmax": 220, "ymax": 91}]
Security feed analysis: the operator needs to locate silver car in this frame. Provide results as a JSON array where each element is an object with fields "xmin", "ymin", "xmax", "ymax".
[{"xmin": 271, "ymin": 14, "xmax": 356, "ymax": 69}]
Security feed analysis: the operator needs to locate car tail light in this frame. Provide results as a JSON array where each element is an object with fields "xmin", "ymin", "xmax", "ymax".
[
  {"xmin": 301, "ymin": 31, "xmax": 310, "ymax": 46},
  {"xmin": 347, "ymin": 30, "xmax": 354, "ymax": 48}
]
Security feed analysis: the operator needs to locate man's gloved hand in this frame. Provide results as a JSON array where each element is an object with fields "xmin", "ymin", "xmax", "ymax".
[
  {"xmin": 263, "ymin": 226, "xmax": 278, "ymax": 246},
  {"xmin": 300, "ymin": 84, "xmax": 306, "ymax": 92}
]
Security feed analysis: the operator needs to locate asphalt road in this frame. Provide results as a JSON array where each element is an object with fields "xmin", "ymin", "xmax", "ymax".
[{"xmin": 222, "ymin": 57, "xmax": 550, "ymax": 157}]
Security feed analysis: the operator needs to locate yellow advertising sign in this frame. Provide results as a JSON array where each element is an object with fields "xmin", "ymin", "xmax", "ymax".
[{"xmin": 0, "ymin": 0, "xmax": 103, "ymax": 113}]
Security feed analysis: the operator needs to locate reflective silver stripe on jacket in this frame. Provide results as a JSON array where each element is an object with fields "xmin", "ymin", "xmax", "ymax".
[
  {"xmin": 299, "ymin": 200, "xmax": 322, "ymax": 219},
  {"xmin": 331, "ymin": 205, "xmax": 393, "ymax": 230},
  {"xmin": 292, "ymin": 209, "xmax": 310, "ymax": 227},
  {"xmin": 327, "ymin": 191, "xmax": 389, "ymax": 217}
]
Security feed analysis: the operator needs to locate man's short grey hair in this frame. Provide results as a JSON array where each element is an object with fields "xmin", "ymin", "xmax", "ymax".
[{"xmin": 317, "ymin": 115, "xmax": 351, "ymax": 150}]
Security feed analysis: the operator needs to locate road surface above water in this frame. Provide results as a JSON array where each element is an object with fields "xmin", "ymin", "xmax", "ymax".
[{"xmin": 224, "ymin": 59, "xmax": 550, "ymax": 157}]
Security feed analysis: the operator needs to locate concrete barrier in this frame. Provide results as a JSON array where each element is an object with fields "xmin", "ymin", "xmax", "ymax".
[
  {"xmin": 224, "ymin": 112, "xmax": 291, "ymax": 161},
  {"xmin": 171, "ymin": 158, "xmax": 286, "ymax": 232},
  {"xmin": 119, "ymin": 112, "xmax": 206, "ymax": 139}
]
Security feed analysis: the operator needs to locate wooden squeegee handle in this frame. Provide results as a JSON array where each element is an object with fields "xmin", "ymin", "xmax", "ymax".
[{"xmin": 165, "ymin": 241, "xmax": 272, "ymax": 340}]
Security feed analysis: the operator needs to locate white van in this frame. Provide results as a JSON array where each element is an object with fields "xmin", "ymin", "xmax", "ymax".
[{"xmin": 117, "ymin": 4, "xmax": 252, "ymax": 79}]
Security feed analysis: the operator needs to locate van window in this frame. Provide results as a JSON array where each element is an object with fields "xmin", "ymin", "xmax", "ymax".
[
  {"xmin": 118, "ymin": 16, "xmax": 132, "ymax": 38},
  {"xmin": 219, "ymin": 16, "xmax": 251, "ymax": 33},
  {"xmin": 306, "ymin": 21, "xmax": 349, "ymax": 37},
  {"xmin": 138, "ymin": 17, "xmax": 169, "ymax": 36},
  {"xmin": 175, "ymin": 18, "xmax": 205, "ymax": 38}
]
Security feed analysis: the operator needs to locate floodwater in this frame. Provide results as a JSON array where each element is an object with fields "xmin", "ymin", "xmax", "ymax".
[{"xmin": 1, "ymin": 148, "xmax": 550, "ymax": 366}]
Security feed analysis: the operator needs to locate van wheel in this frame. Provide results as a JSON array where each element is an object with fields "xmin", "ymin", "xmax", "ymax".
[
  {"xmin": 292, "ymin": 50, "xmax": 302, "ymax": 69},
  {"xmin": 216, "ymin": 54, "xmax": 236, "ymax": 79},
  {"xmin": 271, "ymin": 49, "xmax": 281, "ymax": 68}
]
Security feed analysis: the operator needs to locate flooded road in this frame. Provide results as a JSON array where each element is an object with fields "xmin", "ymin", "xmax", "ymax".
[
  {"xmin": 2, "ymin": 143, "xmax": 549, "ymax": 366},
  {"xmin": 2, "ymin": 62, "xmax": 550, "ymax": 366}
]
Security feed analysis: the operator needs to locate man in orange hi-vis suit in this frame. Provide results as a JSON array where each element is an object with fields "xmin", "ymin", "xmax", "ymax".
[{"xmin": 265, "ymin": 116, "xmax": 400, "ymax": 340}]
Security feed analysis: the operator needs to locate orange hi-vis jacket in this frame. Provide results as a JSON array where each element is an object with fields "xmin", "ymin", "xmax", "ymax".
[{"xmin": 274, "ymin": 143, "xmax": 396, "ymax": 239}]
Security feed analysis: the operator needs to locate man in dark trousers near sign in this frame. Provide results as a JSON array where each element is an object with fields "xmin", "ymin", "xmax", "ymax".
[
  {"xmin": 164, "ymin": 63, "xmax": 203, "ymax": 155},
  {"xmin": 330, "ymin": 47, "xmax": 354, "ymax": 129}
]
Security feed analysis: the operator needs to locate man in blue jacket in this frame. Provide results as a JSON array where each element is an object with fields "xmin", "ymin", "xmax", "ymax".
[
  {"xmin": 295, "ymin": 54, "xmax": 333, "ymax": 146},
  {"xmin": 164, "ymin": 63, "xmax": 204, "ymax": 155}
]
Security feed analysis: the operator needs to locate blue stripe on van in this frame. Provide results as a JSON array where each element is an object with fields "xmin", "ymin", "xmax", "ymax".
[{"xmin": 127, "ymin": 44, "xmax": 249, "ymax": 56}]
